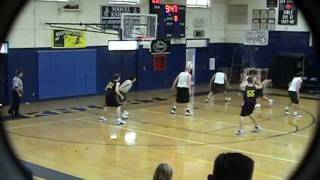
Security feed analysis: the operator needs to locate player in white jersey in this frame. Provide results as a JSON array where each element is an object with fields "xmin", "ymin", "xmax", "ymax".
[
  {"xmin": 284, "ymin": 72, "xmax": 303, "ymax": 118},
  {"xmin": 171, "ymin": 67, "xmax": 193, "ymax": 116},
  {"xmin": 205, "ymin": 70, "xmax": 231, "ymax": 103},
  {"xmin": 119, "ymin": 76, "xmax": 137, "ymax": 119}
]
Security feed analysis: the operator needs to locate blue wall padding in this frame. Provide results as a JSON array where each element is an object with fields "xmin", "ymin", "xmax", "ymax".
[
  {"xmin": 96, "ymin": 49, "xmax": 137, "ymax": 92},
  {"xmin": 6, "ymin": 31, "xmax": 320, "ymax": 102},
  {"xmin": 37, "ymin": 49, "xmax": 97, "ymax": 99},
  {"xmin": 137, "ymin": 44, "xmax": 186, "ymax": 90},
  {"xmin": 195, "ymin": 48, "xmax": 210, "ymax": 84},
  {"xmin": 7, "ymin": 49, "xmax": 38, "ymax": 102}
]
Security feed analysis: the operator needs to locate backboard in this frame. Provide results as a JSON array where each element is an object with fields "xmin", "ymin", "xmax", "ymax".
[{"xmin": 121, "ymin": 13, "xmax": 157, "ymax": 40}]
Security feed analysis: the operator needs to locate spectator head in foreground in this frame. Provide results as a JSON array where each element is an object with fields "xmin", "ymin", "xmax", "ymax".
[
  {"xmin": 208, "ymin": 152, "xmax": 254, "ymax": 180},
  {"xmin": 153, "ymin": 163, "xmax": 173, "ymax": 180}
]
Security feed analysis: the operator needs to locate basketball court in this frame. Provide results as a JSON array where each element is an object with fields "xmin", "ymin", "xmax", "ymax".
[{"xmin": 3, "ymin": 87, "xmax": 318, "ymax": 179}]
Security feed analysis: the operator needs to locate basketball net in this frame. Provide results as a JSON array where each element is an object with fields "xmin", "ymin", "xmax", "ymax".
[{"xmin": 137, "ymin": 36, "xmax": 153, "ymax": 49}]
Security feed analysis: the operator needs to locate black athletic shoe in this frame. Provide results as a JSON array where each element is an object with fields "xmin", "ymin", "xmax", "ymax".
[{"xmin": 8, "ymin": 109, "xmax": 13, "ymax": 115}]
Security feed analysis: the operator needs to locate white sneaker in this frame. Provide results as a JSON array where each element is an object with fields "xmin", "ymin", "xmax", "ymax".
[
  {"xmin": 185, "ymin": 111, "xmax": 194, "ymax": 116},
  {"xmin": 293, "ymin": 112, "xmax": 303, "ymax": 118},
  {"xmin": 123, "ymin": 111, "xmax": 129, "ymax": 116},
  {"xmin": 225, "ymin": 97, "xmax": 231, "ymax": 102},
  {"xmin": 171, "ymin": 109, "xmax": 176, "ymax": 114},
  {"xmin": 122, "ymin": 114, "xmax": 129, "ymax": 120},
  {"xmin": 284, "ymin": 106, "xmax": 289, "ymax": 112},
  {"xmin": 99, "ymin": 116, "xmax": 107, "ymax": 121},
  {"xmin": 235, "ymin": 129, "xmax": 244, "ymax": 135},
  {"xmin": 285, "ymin": 111, "xmax": 290, "ymax": 115},
  {"xmin": 296, "ymin": 114, "xmax": 303, "ymax": 118},
  {"xmin": 116, "ymin": 119, "xmax": 126, "ymax": 125},
  {"xmin": 255, "ymin": 104, "xmax": 261, "ymax": 109},
  {"xmin": 253, "ymin": 126, "xmax": 262, "ymax": 133},
  {"xmin": 204, "ymin": 98, "xmax": 209, "ymax": 103},
  {"xmin": 269, "ymin": 99, "xmax": 274, "ymax": 106}
]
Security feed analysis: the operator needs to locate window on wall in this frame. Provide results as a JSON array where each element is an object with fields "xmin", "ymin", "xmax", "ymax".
[
  {"xmin": 107, "ymin": 0, "xmax": 140, "ymax": 5},
  {"xmin": 227, "ymin": 5, "xmax": 248, "ymax": 25},
  {"xmin": 187, "ymin": 0, "xmax": 210, "ymax": 8}
]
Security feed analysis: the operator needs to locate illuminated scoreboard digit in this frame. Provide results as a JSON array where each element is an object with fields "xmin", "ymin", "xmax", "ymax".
[{"xmin": 150, "ymin": 0, "xmax": 185, "ymax": 38}]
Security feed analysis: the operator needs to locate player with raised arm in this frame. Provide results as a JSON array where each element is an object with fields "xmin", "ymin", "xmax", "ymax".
[{"xmin": 236, "ymin": 76, "xmax": 262, "ymax": 135}]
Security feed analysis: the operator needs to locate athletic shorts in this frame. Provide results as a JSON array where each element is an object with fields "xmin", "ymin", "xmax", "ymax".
[
  {"xmin": 176, "ymin": 87, "xmax": 190, "ymax": 103},
  {"xmin": 211, "ymin": 83, "xmax": 226, "ymax": 93},
  {"xmin": 256, "ymin": 89, "xmax": 264, "ymax": 98},
  {"xmin": 119, "ymin": 92, "xmax": 127, "ymax": 103},
  {"xmin": 240, "ymin": 101, "xmax": 256, "ymax": 117},
  {"xmin": 105, "ymin": 92, "xmax": 121, "ymax": 107},
  {"xmin": 288, "ymin": 91, "xmax": 299, "ymax": 104}
]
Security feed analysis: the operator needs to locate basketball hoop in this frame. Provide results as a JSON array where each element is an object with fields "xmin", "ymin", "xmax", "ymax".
[
  {"xmin": 121, "ymin": 13, "xmax": 157, "ymax": 41},
  {"xmin": 137, "ymin": 36, "xmax": 153, "ymax": 49}
]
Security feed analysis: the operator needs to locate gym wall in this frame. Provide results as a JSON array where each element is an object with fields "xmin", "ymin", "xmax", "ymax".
[{"xmin": 4, "ymin": 0, "xmax": 319, "ymax": 103}]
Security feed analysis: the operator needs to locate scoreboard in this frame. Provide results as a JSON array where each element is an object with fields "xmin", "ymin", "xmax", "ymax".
[{"xmin": 150, "ymin": 0, "xmax": 186, "ymax": 38}]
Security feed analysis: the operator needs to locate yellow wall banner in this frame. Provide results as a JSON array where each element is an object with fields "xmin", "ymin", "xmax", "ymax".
[{"xmin": 53, "ymin": 29, "xmax": 86, "ymax": 48}]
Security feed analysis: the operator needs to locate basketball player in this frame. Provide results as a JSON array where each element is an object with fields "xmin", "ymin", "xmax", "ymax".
[
  {"xmin": 171, "ymin": 67, "xmax": 193, "ymax": 116},
  {"xmin": 100, "ymin": 73, "xmax": 126, "ymax": 125},
  {"xmin": 119, "ymin": 76, "xmax": 137, "ymax": 119},
  {"xmin": 205, "ymin": 70, "xmax": 231, "ymax": 103},
  {"xmin": 236, "ymin": 76, "xmax": 262, "ymax": 135},
  {"xmin": 255, "ymin": 75, "xmax": 274, "ymax": 108},
  {"xmin": 284, "ymin": 72, "xmax": 303, "ymax": 118}
]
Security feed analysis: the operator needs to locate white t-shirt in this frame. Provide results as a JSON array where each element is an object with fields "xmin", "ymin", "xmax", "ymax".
[
  {"xmin": 177, "ymin": 72, "xmax": 190, "ymax": 88},
  {"xmin": 12, "ymin": 76, "xmax": 23, "ymax": 91},
  {"xmin": 288, "ymin": 77, "xmax": 302, "ymax": 92},
  {"xmin": 119, "ymin": 80, "xmax": 133, "ymax": 93},
  {"xmin": 214, "ymin": 72, "xmax": 225, "ymax": 84}
]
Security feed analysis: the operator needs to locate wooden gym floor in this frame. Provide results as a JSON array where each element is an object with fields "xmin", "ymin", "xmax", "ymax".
[{"xmin": 3, "ymin": 87, "xmax": 318, "ymax": 180}]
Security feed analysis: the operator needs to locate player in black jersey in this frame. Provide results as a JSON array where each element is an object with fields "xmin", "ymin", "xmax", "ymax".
[
  {"xmin": 100, "ymin": 73, "xmax": 126, "ymax": 125},
  {"xmin": 236, "ymin": 76, "xmax": 262, "ymax": 135}
]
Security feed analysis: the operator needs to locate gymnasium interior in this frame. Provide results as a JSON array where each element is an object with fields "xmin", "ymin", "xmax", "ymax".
[{"xmin": 0, "ymin": 0, "xmax": 320, "ymax": 179}]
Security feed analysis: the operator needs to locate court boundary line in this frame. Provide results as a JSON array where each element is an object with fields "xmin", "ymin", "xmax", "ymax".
[
  {"xmin": 137, "ymin": 104, "xmax": 313, "ymax": 139},
  {"xmin": 78, "ymin": 119, "xmax": 299, "ymax": 164}
]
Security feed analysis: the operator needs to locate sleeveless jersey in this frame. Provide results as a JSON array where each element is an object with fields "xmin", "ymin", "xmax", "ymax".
[
  {"xmin": 106, "ymin": 80, "xmax": 117, "ymax": 94},
  {"xmin": 214, "ymin": 72, "xmax": 225, "ymax": 84},
  {"xmin": 288, "ymin": 77, "xmax": 302, "ymax": 92},
  {"xmin": 177, "ymin": 72, "xmax": 190, "ymax": 88},
  {"xmin": 244, "ymin": 85, "xmax": 257, "ymax": 103},
  {"xmin": 119, "ymin": 80, "xmax": 133, "ymax": 93}
]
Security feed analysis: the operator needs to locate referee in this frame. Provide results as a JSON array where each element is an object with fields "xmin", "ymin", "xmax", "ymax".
[{"xmin": 8, "ymin": 70, "xmax": 23, "ymax": 117}]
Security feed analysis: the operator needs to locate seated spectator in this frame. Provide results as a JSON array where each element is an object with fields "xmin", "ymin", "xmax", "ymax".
[
  {"xmin": 153, "ymin": 163, "xmax": 173, "ymax": 180},
  {"xmin": 208, "ymin": 152, "xmax": 254, "ymax": 180}
]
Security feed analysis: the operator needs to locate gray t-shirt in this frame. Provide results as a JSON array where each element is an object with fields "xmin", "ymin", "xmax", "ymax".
[{"xmin": 12, "ymin": 76, "xmax": 23, "ymax": 92}]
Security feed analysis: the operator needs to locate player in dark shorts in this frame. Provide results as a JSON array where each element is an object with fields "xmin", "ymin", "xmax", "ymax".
[
  {"xmin": 284, "ymin": 72, "xmax": 303, "ymax": 118},
  {"xmin": 100, "ymin": 73, "xmax": 126, "ymax": 125},
  {"xmin": 236, "ymin": 76, "xmax": 262, "ymax": 135},
  {"xmin": 171, "ymin": 67, "xmax": 193, "ymax": 116},
  {"xmin": 205, "ymin": 71, "xmax": 231, "ymax": 103}
]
